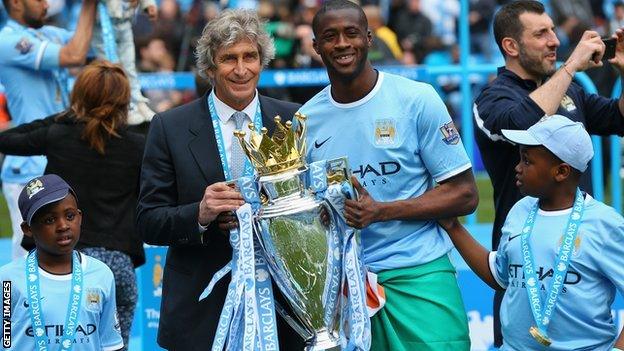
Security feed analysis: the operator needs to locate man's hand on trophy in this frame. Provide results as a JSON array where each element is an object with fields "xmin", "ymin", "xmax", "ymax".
[
  {"xmin": 198, "ymin": 182, "xmax": 245, "ymax": 227},
  {"xmin": 344, "ymin": 176, "xmax": 382, "ymax": 229},
  {"xmin": 216, "ymin": 212, "xmax": 239, "ymax": 233},
  {"xmin": 319, "ymin": 205, "xmax": 330, "ymax": 227}
]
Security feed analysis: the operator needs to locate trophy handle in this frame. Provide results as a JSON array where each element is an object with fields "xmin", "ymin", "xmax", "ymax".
[
  {"xmin": 326, "ymin": 157, "xmax": 358, "ymax": 200},
  {"xmin": 274, "ymin": 299, "xmax": 312, "ymax": 340}
]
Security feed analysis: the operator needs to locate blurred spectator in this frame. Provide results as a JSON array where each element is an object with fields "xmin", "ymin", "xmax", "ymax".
[
  {"xmin": 551, "ymin": 0, "xmax": 594, "ymax": 58},
  {"xmin": 259, "ymin": 0, "xmax": 295, "ymax": 66},
  {"xmin": 368, "ymin": 35, "xmax": 399, "ymax": 64},
  {"xmin": 551, "ymin": 0, "xmax": 594, "ymax": 30},
  {"xmin": 139, "ymin": 37, "xmax": 176, "ymax": 73},
  {"xmin": 611, "ymin": 1, "xmax": 624, "ymax": 35},
  {"xmin": 138, "ymin": 37, "xmax": 184, "ymax": 112},
  {"xmin": 469, "ymin": 0, "xmax": 496, "ymax": 60},
  {"xmin": 289, "ymin": 23, "xmax": 324, "ymax": 103},
  {"xmin": 392, "ymin": 0, "xmax": 436, "ymax": 63},
  {"xmin": 364, "ymin": 4, "xmax": 403, "ymax": 60},
  {"xmin": 294, "ymin": 0, "xmax": 318, "ymax": 26},
  {"xmin": 92, "ymin": 0, "xmax": 158, "ymax": 125},
  {"xmin": 421, "ymin": 0, "xmax": 459, "ymax": 47},
  {"xmin": 424, "ymin": 44, "xmax": 486, "ymax": 129},
  {"xmin": 176, "ymin": 0, "xmax": 221, "ymax": 71},
  {"xmin": 152, "ymin": 0, "xmax": 184, "ymax": 64},
  {"xmin": 0, "ymin": 61, "xmax": 145, "ymax": 350}
]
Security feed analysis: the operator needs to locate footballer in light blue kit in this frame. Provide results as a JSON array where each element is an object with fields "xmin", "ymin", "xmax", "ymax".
[
  {"xmin": 440, "ymin": 115, "xmax": 624, "ymax": 350},
  {"xmin": 302, "ymin": 72, "xmax": 473, "ymax": 272},
  {"xmin": 0, "ymin": 20, "xmax": 72, "ymax": 184},
  {"xmin": 300, "ymin": 3, "xmax": 478, "ymax": 345},
  {"xmin": 0, "ymin": 174, "xmax": 123, "ymax": 351}
]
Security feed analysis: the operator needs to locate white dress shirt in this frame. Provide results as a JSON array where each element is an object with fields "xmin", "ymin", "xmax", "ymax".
[
  {"xmin": 199, "ymin": 90, "xmax": 259, "ymax": 233},
  {"xmin": 211, "ymin": 89, "xmax": 258, "ymax": 165}
]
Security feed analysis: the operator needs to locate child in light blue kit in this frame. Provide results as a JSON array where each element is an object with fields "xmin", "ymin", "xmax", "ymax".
[
  {"xmin": 440, "ymin": 115, "xmax": 624, "ymax": 350},
  {"xmin": 0, "ymin": 174, "xmax": 123, "ymax": 350},
  {"xmin": 93, "ymin": 0, "xmax": 157, "ymax": 125}
]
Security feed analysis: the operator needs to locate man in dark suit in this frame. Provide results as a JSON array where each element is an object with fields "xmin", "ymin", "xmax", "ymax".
[{"xmin": 137, "ymin": 9, "xmax": 303, "ymax": 350}]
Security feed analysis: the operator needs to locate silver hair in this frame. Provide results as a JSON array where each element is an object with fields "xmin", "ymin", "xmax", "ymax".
[{"xmin": 195, "ymin": 9, "xmax": 275, "ymax": 79}]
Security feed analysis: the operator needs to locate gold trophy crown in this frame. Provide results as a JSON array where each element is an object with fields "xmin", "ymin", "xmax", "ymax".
[{"xmin": 234, "ymin": 112, "xmax": 307, "ymax": 176}]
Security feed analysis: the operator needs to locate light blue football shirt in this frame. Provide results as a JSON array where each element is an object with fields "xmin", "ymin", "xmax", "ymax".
[
  {"xmin": 301, "ymin": 72, "xmax": 472, "ymax": 272},
  {"xmin": 490, "ymin": 195, "xmax": 624, "ymax": 350},
  {"xmin": 0, "ymin": 252, "xmax": 124, "ymax": 351},
  {"xmin": 0, "ymin": 19, "xmax": 72, "ymax": 184}
]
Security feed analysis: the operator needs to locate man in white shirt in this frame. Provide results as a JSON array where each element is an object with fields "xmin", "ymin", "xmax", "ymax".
[{"xmin": 136, "ymin": 9, "xmax": 303, "ymax": 350}]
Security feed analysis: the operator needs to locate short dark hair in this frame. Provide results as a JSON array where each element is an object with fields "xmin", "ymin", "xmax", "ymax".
[
  {"xmin": 2, "ymin": 0, "xmax": 11, "ymax": 12},
  {"xmin": 312, "ymin": 0, "xmax": 368, "ymax": 36},
  {"xmin": 493, "ymin": 0, "xmax": 545, "ymax": 57}
]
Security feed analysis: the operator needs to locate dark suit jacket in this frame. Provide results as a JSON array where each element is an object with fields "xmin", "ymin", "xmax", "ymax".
[{"xmin": 137, "ymin": 94, "xmax": 304, "ymax": 350}]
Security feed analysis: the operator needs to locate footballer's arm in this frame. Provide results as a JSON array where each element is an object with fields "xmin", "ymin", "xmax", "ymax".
[{"xmin": 343, "ymin": 169, "xmax": 478, "ymax": 228}]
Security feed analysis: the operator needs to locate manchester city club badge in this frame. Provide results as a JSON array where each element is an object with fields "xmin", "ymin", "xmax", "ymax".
[
  {"xmin": 85, "ymin": 288, "xmax": 102, "ymax": 312},
  {"xmin": 374, "ymin": 119, "xmax": 396, "ymax": 146},
  {"xmin": 25, "ymin": 179, "xmax": 44, "ymax": 199},
  {"xmin": 560, "ymin": 95, "xmax": 577, "ymax": 112}
]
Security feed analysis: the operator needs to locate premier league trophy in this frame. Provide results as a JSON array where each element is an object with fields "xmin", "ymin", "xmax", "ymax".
[{"xmin": 231, "ymin": 112, "xmax": 368, "ymax": 350}]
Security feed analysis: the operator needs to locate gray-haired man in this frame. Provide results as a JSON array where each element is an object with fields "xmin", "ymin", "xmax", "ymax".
[{"xmin": 137, "ymin": 9, "xmax": 304, "ymax": 350}]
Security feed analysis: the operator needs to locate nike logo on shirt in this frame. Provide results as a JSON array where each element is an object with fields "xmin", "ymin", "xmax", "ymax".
[
  {"xmin": 314, "ymin": 137, "xmax": 331, "ymax": 148},
  {"xmin": 508, "ymin": 233, "xmax": 521, "ymax": 242}
]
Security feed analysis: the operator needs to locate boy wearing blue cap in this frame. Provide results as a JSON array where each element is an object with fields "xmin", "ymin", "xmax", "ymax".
[
  {"xmin": 440, "ymin": 115, "xmax": 624, "ymax": 350},
  {"xmin": 0, "ymin": 174, "xmax": 123, "ymax": 350}
]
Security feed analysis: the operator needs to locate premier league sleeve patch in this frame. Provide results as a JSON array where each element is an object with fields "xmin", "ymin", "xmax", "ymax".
[
  {"xmin": 440, "ymin": 121, "xmax": 460, "ymax": 145},
  {"xmin": 14, "ymin": 37, "xmax": 34, "ymax": 55}
]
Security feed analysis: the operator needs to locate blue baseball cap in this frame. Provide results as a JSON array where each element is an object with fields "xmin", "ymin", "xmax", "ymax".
[
  {"xmin": 501, "ymin": 115, "xmax": 594, "ymax": 172},
  {"xmin": 18, "ymin": 174, "xmax": 77, "ymax": 225}
]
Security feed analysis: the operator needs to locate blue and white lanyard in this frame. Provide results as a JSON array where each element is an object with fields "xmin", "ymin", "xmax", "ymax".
[
  {"xmin": 205, "ymin": 93, "xmax": 269, "ymax": 348},
  {"xmin": 207, "ymin": 93, "xmax": 263, "ymax": 181},
  {"xmin": 26, "ymin": 250, "xmax": 83, "ymax": 351},
  {"xmin": 521, "ymin": 189, "xmax": 585, "ymax": 339},
  {"xmin": 97, "ymin": 2, "xmax": 119, "ymax": 63}
]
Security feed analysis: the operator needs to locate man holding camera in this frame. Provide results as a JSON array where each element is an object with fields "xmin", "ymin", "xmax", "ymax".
[{"xmin": 473, "ymin": 0, "xmax": 624, "ymax": 347}]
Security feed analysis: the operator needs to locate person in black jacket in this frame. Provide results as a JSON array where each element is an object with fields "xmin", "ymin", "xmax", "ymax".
[
  {"xmin": 0, "ymin": 60, "xmax": 145, "ymax": 350},
  {"xmin": 473, "ymin": 1, "xmax": 624, "ymax": 346},
  {"xmin": 136, "ymin": 9, "xmax": 305, "ymax": 351}
]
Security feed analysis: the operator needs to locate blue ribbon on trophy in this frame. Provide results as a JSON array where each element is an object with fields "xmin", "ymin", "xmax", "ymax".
[
  {"xmin": 200, "ymin": 176, "xmax": 278, "ymax": 351},
  {"xmin": 314, "ymin": 160, "xmax": 371, "ymax": 351},
  {"xmin": 97, "ymin": 2, "xmax": 119, "ymax": 63},
  {"xmin": 201, "ymin": 113, "xmax": 371, "ymax": 350}
]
